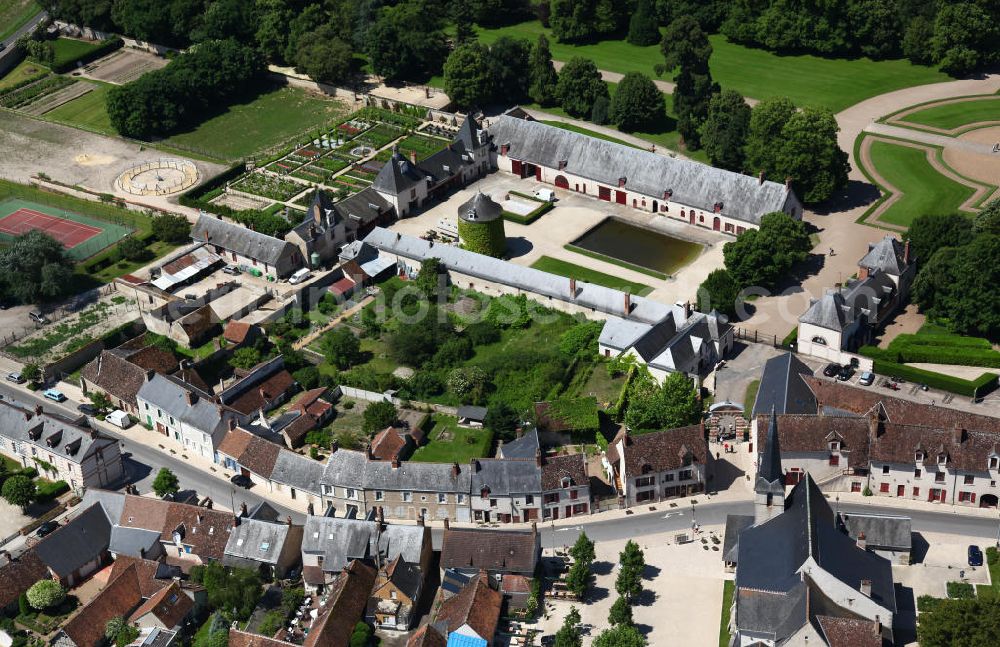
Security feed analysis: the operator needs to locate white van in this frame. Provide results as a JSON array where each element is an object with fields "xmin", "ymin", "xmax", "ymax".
[
  {"xmin": 106, "ymin": 410, "xmax": 133, "ymax": 429},
  {"xmin": 534, "ymin": 188, "xmax": 556, "ymax": 202},
  {"xmin": 289, "ymin": 268, "xmax": 312, "ymax": 284}
]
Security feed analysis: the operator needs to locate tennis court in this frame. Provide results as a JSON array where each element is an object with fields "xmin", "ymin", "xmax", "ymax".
[{"xmin": 0, "ymin": 198, "xmax": 133, "ymax": 260}]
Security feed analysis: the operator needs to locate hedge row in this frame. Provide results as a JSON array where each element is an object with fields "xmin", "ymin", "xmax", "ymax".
[
  {"xmin": 503, "ymin": 201, "xmax": 553, "ymax": 225},
  {"xmin": 896, "ymin": 334, "xmax": 992, "ymax": 349},
  {"xmin": 860, "ymin": 339, "xmax": 1000, "ymax": 369},
  {"xmin": 51, "ymin": 38, "xmax": 123, "ymax": 74},
  {"xmin": 871, "ymin": 359, "xmax": 998, "ymax": 397},
  {"xmin": 35, "ymin": 480, "xmax": 69, "ymax": 503},
  {"xmin": 0, "ymin": 69, "xmax": 50, "ymax": 98}
]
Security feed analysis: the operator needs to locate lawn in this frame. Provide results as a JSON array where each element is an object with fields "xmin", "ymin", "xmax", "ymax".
[
  {"xmin": 163, "ymin": 84, "xmax": 348, "ymax": 162},
  {"xmin": 719, "ymin": 580, "xmax": 735, "ymax": 647},
  {"xmin": 743, "ymin": 380, "xmax": 760, "ymax": 418},
  {"xmin": 50, "ymin": 37, "xmax": 105, "ymax": 69},
  {"xmin": 44, "ymin": 82, "xmax": 115, "ymax": 135},
  {"xmin": 0, "ymin": 59, "xmax": 47, "ymax": 91},
  {"xmin": 409, "ymin": 414, "xmax": 493, "ymax": 463},
  {"xmin": 540, "ymin": 120, "xmax": 641, "ymax": 149},
  {"xmin": 865, "ymin": 139, "xmax": 978, "ymax": 227},
  {"xmin": 86, "ymin": 240, "xmax": 180, "ymax": 284},
  {"xmin": 0, "ymin": 0, "xmax": 40, "ymax": 42},
  {"xmin": 530, "ymin": 255, "xmax": 654, "ymax": 296},
  {"xmin": 898, "ymin": 96, "xmax": 1000, "ymax": 131},
  {"xmin": 476, "ymin": 21, "xmax": 947, "ymax": 112},
  {"xmin": 571, "ymin": 362, "xmax": 626, "ymax": 406}
]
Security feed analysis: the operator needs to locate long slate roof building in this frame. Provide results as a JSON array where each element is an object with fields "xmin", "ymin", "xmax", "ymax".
[{"xmin": 191, "ymin": 214, "xmax": 303, "ymax": 278}]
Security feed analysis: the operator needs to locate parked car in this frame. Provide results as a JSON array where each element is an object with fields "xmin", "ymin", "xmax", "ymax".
[
  {"xmin": 540, "ymin": 636, "xmax": 555, "ymax": 647},
  {"xmin": 230, "ymin": 474, "xmax": 253, "ymax": 489},
  {"xmin": 858, "ymin": 371, "xmax": 875, "ymax": 386},
  {"xmin": 77, "ymin": 403, "xmax": 98, "ymax": 416},
  {"xmin": 35, "ymin": 521, "xmax": 59, "ymax": 538},
  {"xmin": 288, "ymin": 268, "xmax": 312, "ymax": 284},
  {"xmin": 6, "ymin": 372, "xmax": 25, "ymax": 384},
  {"xmin": 534, "ymin": 188, "xmax": 556, "ymax": 202},
  {"xmin": 222, "ymin": 265, "xmax": 241, "ymax": 275},
  {"xmin": 837, "ymin": 366, "xmax": 855, "ymax": 382},
  {"xmin": 822, "ymin": 363, "xmax": 842, "ymax": 377},
  {"xmin": 106, "ymin": 410, "xmax": 133, "ymax": 429},
  {"xmin": 29, "ymin": 311, "xmax": 49, "ymax": 325},
  {"xmin": 43, "ymin": 388, "xmax": 67, "ymax": 402},
  {"xmin": 969, "ymin": 545, "xmax": 984, "ymax": 567}
]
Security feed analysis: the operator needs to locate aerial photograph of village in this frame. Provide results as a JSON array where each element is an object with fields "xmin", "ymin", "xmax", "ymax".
[{"xmin": 0, "ymin": 1, "xmax": 998, "ymax": 646}]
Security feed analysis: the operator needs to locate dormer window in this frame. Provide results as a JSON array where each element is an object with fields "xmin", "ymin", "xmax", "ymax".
[
  {"xmin": 829, "ymin": 441, "xmax": 840, "ymax": 451},
  {"xmin": 990, "ymin": 456, "xmax": 999, "ymax": 470},
  {"xmin": 915, "ymin": 451, "xmax": 924, "ymax": 463},
  {"xmin": 561, "ymin": 477, "xmax": 571, "ymax": 488},
  {"xmin": 938, "ymin": 453, "xmax": 948, "ymax": 466}
]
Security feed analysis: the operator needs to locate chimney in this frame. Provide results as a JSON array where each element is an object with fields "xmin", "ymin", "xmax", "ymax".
[
  {"xmin": 197, "ymin": 514, "xmax": 203, "ymax": 524},
  {"xmin": 377, "ymin": 507, "xmax": 385, "ymax": 525},
  {"xmin": 569, "ymin": 277, "xmax": 576, "ymax": 298},
  {"xmin": 227, "ymin": 418, "xmax": 236, "ymax": 431},
  {"xmin": 203, "ymin": 229, "xmax": 209, "ymax": 242},
  {"xmin": 391, "ymin": 458, "xmax": 400, "ymax": 469},
  {"xmin": 184, "ymin": 391, "xmax": 195, "ymax": 405},
  {"xmin": 451, "ymin": 463, "xmax": 459, "ymax": 477},
  {"xmin": 139, "ymin": 547, "xmax": 146, "ymax": 559},
  {"xmin": 623, "ymin": 292, "xmax": 631, "ymax": 315},
  {"xmin": 856, "ymin": 531, "xmax": 867, "ymax": 551},
  {"xmin": 535, "ymin": 448, "xmax": 542, "ymax": 467},
  {"xmin": 205, "ymin": 498, "xmax": 213, "ymax": 510},
  {"xmin": 874, "ymin": 616, "xmax": 882, "ymax": 636},
  {"xmin": 784, "ymin": 176, "xmax": 792, "ymax": 192},
  {"xmin": 860, "ymin": 579, "xmax": 872, "ymax": 597},
  {"xmin": 685, "ymin": 301, "xmax": 692, "ymax": 318},
  {"xmin": 500, "ymin": 144, "xmax": 509, "ymax": 156},
  {"xmin": 443, "ymin": 517, "xmax": 449, "ymax": 530},
  {"xmin": 409, "ymin": 150, "xmax": 417, "ymax": 165},
  {"xmin": 904, "ymin": 239, "xmax": 910, "ymax": 265},
  {"xmin": 954, "ymin": 427, "xmax": 965, "ymax": 445},
  {"xmin": 618, "ymin": 177, "xmax": 626, "ymax": 188},
  {"xmin": 234, "ymin": 515, "xmax": 240, "ymax": 527},
  {"xmin": 240, "ymin": 502, "xmax": 248, "ymax": 517},
  {"xmin": 531, "ymin": 521, "xmax": 537, "ymax": 534},
  {"xmin": 758, "ymin": 170, "xmax": 765, "ymax": 185},
  {"xmin": 286, "ymin": 516, "xmax": 293, "ymax": 526}
]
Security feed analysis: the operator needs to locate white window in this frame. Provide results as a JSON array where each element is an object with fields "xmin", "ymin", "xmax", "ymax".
[
  {"xmin": 346, "ymin": 488, "xmax": 357, "ymax": 500},
  {"xmin": 402, "ymin": 491, "xmax": 412, "ymax": 502},
  {"xmin": 938, "ymin": 454, "xmax": 948, "ymax": 466},
  {"xmin": 990, "ymin": 456, "xmax": 999, "ymax": 470},
  {"xmin": 437, "ymin": 493, "xmax": 446, "ymax": 504},
  {"xmin": 375, "ymin": 490, "xmax": 384, "ymax": 501},
  {"xmin": 457, "ymin": 494, "xmax": 466, "ymax": 504}
]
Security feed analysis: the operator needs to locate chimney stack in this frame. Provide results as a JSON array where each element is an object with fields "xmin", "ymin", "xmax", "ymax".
[
  {"xmin": 784, "ymin": 176, "xmax": 792, "ymax": 192},
  {"xmin": 228, "ymin": 418, "xmax": 236, "ymax": 431},
  {"xmin": 535, "ymin": 448, "xmax": 542, "ymax": 467},
  {"xmin": 904, "ymin": 239, "xmax": 910, "ymax": 265},
  {"xmin": 685, "ymin": 301, "xmax": 692, "ymax": 318},
  {"xmin": 758, "ymin": 170, "xmax": 764, "ymax": 186},
  {"xmin": 451, "ymin": 463, "xmax": 459, "ymax": 477},
  {"xmin": 307, "ymin": 502, "xmax": 315, "ymax": 516},
  {"xmin": 184, "ymin": 391, "xmax": 195, "ymax": 405},
  {"xmin": 860, "ymin": 579, "xmax": 872, "ymax": 597},
  {"xmin": 856, "ymin": 531, "xmax": 867, "ymax": 551},
  {"xmin": 34, "ymin": 405, "xmax": 42, "ymax": 416},
  {"xmin": 531, "ymin": 521, "xmax": 537, "ymax": 534},
  {"xmin": 391, "ymin": 458, "xmax": 400, "ymax": 469},
  {"xmin": 240, "ymin": 502, "xmax": 248, "ymax": 517},
  {"xmin": 443, "ymin": 517, "xmax": 449, "ymax": 530},
  {"xmin": 624, "ymin": 292, "xmax": 631, "ymax": 315},
  {"xmin": 409, "ymin": 150, "xmax": 417, "ymax": 165},
  {"xmin": 286, "ymin": 516, "xmax": 293, "ymax": 526},
  {"xmin": 954, "ymin": 427, "xmax": 966, "ymax": 445},
  {"xmin": 377, "ymin": 507, "xmax": 385, "ymax": 525},
  {"xmin": 203, "ymin": 229, "xmax": 209, "ymax": 242},
  {"xmin": 569, "ymin": 277, "xmax": 576, "ymax": 298},
  {"xmin": 874, "ymin": 616, "xmax": 881, "ymax": 636},
  {"xmin": 205, "ymin": 498, "xmax": 213, "ymax": 510}
]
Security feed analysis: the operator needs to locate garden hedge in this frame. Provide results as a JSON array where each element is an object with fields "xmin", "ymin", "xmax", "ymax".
[
  {"xmin": 35, "ymin": 480, "xmax": 69, "ymax": 503},
  {"xmin": 871, "ymin": 359, "xmax": 998, "ymax": 397},
  {"xmin": 860, "ymin": 334, "xmax": 1000, "ymax": 369},
  {"xmin": 51, "ymin": 38, "xmax": 123, "ymax": 74},
  {"xmin": 0, "ymin": 68, "xmax": 50, "ymax": 97}
]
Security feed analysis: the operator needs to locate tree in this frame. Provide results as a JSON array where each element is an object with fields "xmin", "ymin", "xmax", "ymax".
[
  {"xmin": 151, "ymin": 214, "xmax": 191, "ymax": 243},
  {"xmin": 722, "ymin": 212, "xmax": 812, "ymax": 289},
  {"xmin": 21, "ymin": 363, "xmax": 41, "ymax": 386},
  {"xmin": 528, "ymin": 35, "xmax": 559, "ymax": 106},
  {"xmin": 362, "ymin": 401, "xmax": 397, "ymax": 434},
  {"xmin": 615, "ymin": 540, "xmax": 645, "ymax": 600},
  {"xmin": 294, "ymin": 27, "xmax": 354, "ymax": 84},
  {"xmin": 697, "ymin": 269, "xmax": 742, "ymax": 319},
  {"xmin": 973, "ymin": 198, "xmax": 1000, "ymax": 235},
  {"xmin": 624, "ymin": 371, "xmax": 702, "ymax": 431},
  {"xmin": 196, "ymin": 562, "xmax": 262, "ymax": 620},
  {"xmin": 489, "ymin": 37, "xmax": 531, "ymax": 103},
  {"xmin": 446, "ymin": 366, "xmax": 489, "ymax": 403},
  {"xmin": 620, "ymin": 540, "xmax": 646, "ymax": 571},
  {"xmin": 930, "ymin": 3, "xmax": 997, "ymax": 76},
  {"xmin": 628, "ymin": 0, "xmax": 661, "ymax": 46},
  {"xmin": 905, "ymin": 213, "xmax": 974, "ymax": 272},
  {"xmin": 914, "ymin": 235, "xmax": 1000, "ymax": 339},
  {"xmin": 0, "ymin": 230, "xmax": 75, "ymax": 304},
  {"xmin": 117, "ymin": 236, "xmax": 147, "ymax": 262},
  {"xmin": 443, "ymin": 42, "xmax": 493, "ymax": 110},
  {"xmin": 321, "ymin": 328, "xmax": 362, "ymax": 370},
  {"xmin": 773, "ymin": 107, "xmax": 849, "ymax": 203},
  {"xmin": 89, "ymin": 390, "xmax": 113, "ymax": 412},
  {"xmin": 564, "ymin": 560, "xmax": 591, "ymax": 599},
  {"xmin": 699, "ymin": 89, "xmax": 751, "ymax": 171},
  {"xmin": 556, "ymin": 57, "xmax": 609, "ymax": 118},
  {"xmin": 550, "ymin": 0, "xmax": 628, "ymax": 43},
  {"xmin": 590, "ymin": 96, "xmax": 610, "ymax": 125},
  {"xmin": 106, "ymin": 616, "xmax": 140, "ymax": 647},
  {"xmin": 415, "ymin": 257, "xmax": 446, "ymax": 300},
  {"xmin": 349, "ymin": 621, "xmax": 373, "ymax": 647},
  {"xmin": 484, "ymin": 402, "xmax": 519, "ymax": 438},
  {"xmin": 592, "ymin": 624, "xmax": 646, "ymax": 647},
  {"xmin": 452, "ymin": 0, "xmax": 476, "ymax": 44},
  {"xmin": 293, "ymin": 366, "xmax": 321, "ymax": 390},
  {"xmin": 745, "ymin": 96, "xmax": 797, "ymax": 179},
  {"xmin": 608, "ymin": 72, "xmax": 664, "ymax": 132},
  {"xmin": 559, "ymin": 321, "xmax": 603, "ymax": 357},
  {"xmin": 608, "ymin": 595, "xmax": 634, "ymax": 626},
  {"xmin": 2, "ymin": 475, "xmax": 34, "ymax": 510},
  {"xmin": 365, "ymin": 1, "xmax": 448, "ymax": 81},
  {"xmin": 660, "ymin": 16, "xmax": 717, "ymax": 148},
  {"xmin": 26, "ymin": 580, "xmax": 65, "ymax": 610},
  {"xmin": 230, "ymin": 347, "xmax": 262, "ymax": 370},
  {"xmin": 569, "ymin": 532, "xmax": 596, "ymax": 565},
  {"xmin": 917, "ymin": 597, "xmax": 1000, "ymax": 646},
  {"xmin": 554, "ymin": 606, "xmax": 582, "ymax": 647},
  {"xmin": 151, "ymin": 467, "xmax": 179, "ymax": 497},
  {"xmin": 390, "ymin": 315, "xmax": 453, "ymax": 367}
]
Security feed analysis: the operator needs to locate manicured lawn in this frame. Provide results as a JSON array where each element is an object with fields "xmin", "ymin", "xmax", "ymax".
[
  {"xmin": 0, "ymin": 59, "xmax": 47, "ymax": 91},
  {"xmin": 409, "ymin": 414, "xmax": 493, "ymax": 463},
  {"xmin": 50, "ymin": 37, "xmax": 105, "ymax": 68},
  {"xmin": 477, "ymin": 21, "xmax": 947, "ymax": 112},
  {"xmin": 899, "ymin": 96, "xmax": 1000, "ymax": 130},
  {"xmin": 540, "ymin": 120, "xmax": 641, "ymax": 148},
  {"xmin": 44, "ymin": 82, "xmax": 115, "ymax": 135},
  {"xmin": 743, "ymin": 380, "xmax": 760, "ymax": 418},
  {"xmin": 0, "ymin": 0, "xmax": 40, "ymax": 42},
  {"xmin": 866, "ymin": 139, "xmax": 978, "ymax": 227},
  {"xmin": 163, "ymin": 84, "xmax": 348, "ymax": 162},
  {"xmin": 719, "ymin": 580, "xmax": 735, "ymax": 647},
  {"xmin": 530, "ymin": 255, "xmax": 654, "ymax": 296}
]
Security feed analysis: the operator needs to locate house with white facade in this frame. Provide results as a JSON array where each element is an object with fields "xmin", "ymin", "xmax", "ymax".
[{"xmin": 603, "ymin": 424, "xmax": 707, "ymax": 507}]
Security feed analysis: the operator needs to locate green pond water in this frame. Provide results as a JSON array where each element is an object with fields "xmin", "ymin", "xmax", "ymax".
[{"xmin": 571, "ymin": 218, "xmax": 703, "ymax": 275}]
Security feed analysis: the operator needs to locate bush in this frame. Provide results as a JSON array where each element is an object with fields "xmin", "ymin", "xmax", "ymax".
[
  {"xmin": 860, "ymin": 334, "xmax": 1000, "ymax": 369},
  {"xmin": 869, "ymin": 359, "xmax": 998, "ymax": 397},
  {"xmin": 26, "ymin": 580, "xmax": 65, "ymax": 610},
  {"xmin": 35, "ymin": 480, "xmax": 69, "ymax": 502},
  {"xmin": 947, "ymin": 581, "xmax": 975, "ymax": 599}
]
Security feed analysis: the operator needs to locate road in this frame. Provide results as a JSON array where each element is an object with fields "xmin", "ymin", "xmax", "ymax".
[{"xmin": 1, "ymin": 10, "xmax": 47, "ymax": 50}]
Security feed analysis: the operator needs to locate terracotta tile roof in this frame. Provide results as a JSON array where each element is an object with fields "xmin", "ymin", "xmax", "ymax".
[
  {"xmin": 405, "ymin": 624, "xmax": 447, "ymax": 647},
  {"xmin": 816, "ymin": 616, "xmax": 881, "ymax": 647},
  {"xmin": 607, "ymin": 425, "xmax": 707, "ymax": 476},
  {"xmin": 291, "ymin": 388, "xmax": 333, "ymax": 419},
  {"xmin": 282, "ymin": 415, "xmax": 317, "ymax": 447},
  {"xmin": 218, "ymin": 427, "xmax": 254, "ymax": 461},
  {"xmin": 224, "ymin": 321, "xmax": 253, "ymax": 344},
  {"xmin": 81, "ymin": 348, "xmax": 177, "ymax": 409},
  {"xmin": 370, "ymin": 427, "xmax": 407, "ymax": 461},
  {"xmin": 218, "ymin": 427, "xmax": 281, "ymax": 478},
  {"xmin": 0, "ymin": 549, "xmax": 49, "ymax": 608},
  {"xmin": 129, "ymin": 580, "xmax": 193, "ymax": 629},
  {"xmin": 118, "ymin": 494, "xmax": 235, "ymax": 562},
  {"xmin": 179, "ymin": 305, "xmax": 218, "ymax": 341},
  {"xmin": 109, "ymin": 556, "xmax": 170, "ymax": 598},
  {"xmin": 302, "ymin": 564, "xmax": 326, "ymax": 586},
  {"xmin": 803, "ymin": 375, "xmax": 1000, "ymax": 433},
  {"xmin": 128, "ymin": 346, "xmax": 181, "ymax": 374},
  {"xmin": 172, "ymin": 365, "xmax": 213, "ymax": 393},
  {"xmin": 541, "ymin": 453, "xmax": 588, "ymax": 491},
  {"xmin": 226, "ymin": 370, "xmax": 297, "ymax": 415},
  {"xmin": 62, "ymin": 563, "xmax": 143, "ymax": 647},
  {"xmin": 328, "ymin": 277, "xmax": 357, "ymax": 296},
  {"xmin": 501, "ymin": 574, "xmax": 532, "ymax": 593},
  {"xmin": 756, "ymin": 414, "xmax": 872, "ymax": 468},
  {"xmin": 305, "ymin": 560, "xmax": 377, "ymax": 647},
  {"xmin": 871, "ymin": 422, "xmax": 1000, "ymax": 472},
  {"xmin": 435, "ymin": 572, "xmax": 501, "ymax": 642},
  {"xmin": 228, "ymin": 630, "xmax": 289, "ymax": 647},
  {"xmin": 440, "ymin": 528, "xmax": 538, "ymax": 574}
]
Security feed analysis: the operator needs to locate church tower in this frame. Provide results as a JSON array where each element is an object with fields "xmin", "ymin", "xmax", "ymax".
[{"xmin": 754, "ymin": 407, "xmax": 786, "ymax": 525}]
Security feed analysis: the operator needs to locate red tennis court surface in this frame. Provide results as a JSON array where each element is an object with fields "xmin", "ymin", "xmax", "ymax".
[{"xmin": 0, "ymin": 208, "xmax": 102, "ymax": 249}]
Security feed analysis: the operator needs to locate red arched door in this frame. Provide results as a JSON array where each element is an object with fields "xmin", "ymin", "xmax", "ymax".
[
  {"xmin": 713, "ymin": 216, "xmax": 721, "ymax": 231},
  {"xmin": 554, "ymin": 175, "xmax": 569, "ymax": 189}
]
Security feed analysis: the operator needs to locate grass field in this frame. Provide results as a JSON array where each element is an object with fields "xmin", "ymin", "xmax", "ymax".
[
  {"xmin": 410, "ymin": 414, "xmax": 493, "ymax": 463},
  {"xmin": 50, "ymin": 37, "xmax": 105, "ymax": 69},
  {"xmin": 866, "ymin": 139, "xmax": 978, "ymax": 227},
  {"xmin": 531, "ymin": 255, "xmax": 654, "ymax": 296},
  {"xmin": 0, "ymin": 60, "xmax": 47, "ymax": 91},
  {"xmin": 899, "ymin": 97, "xmax": 1000, "ymax": 130},
  {"xmin": 477, "ymin": 21, "xmax": 947, "ymax": 112},
  {"xmin": 719, "ymin": 580, "xmax": 735, "ymax": 647},
  {"xmin": 44, "ymin": 83, "xmax": 115, "ymax": 135},
  {"xmin": 0, "ymin": 0, "xmax": 40, "ymax": 42},
  {"xmin": 163, "ymin": 84, "xmax": 347, "ymax": 162}
]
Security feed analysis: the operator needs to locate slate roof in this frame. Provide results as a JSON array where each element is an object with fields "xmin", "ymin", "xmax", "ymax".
[
  {"xmin": 440, "ymin": 528, "xmax": 538, "ymax": 574},
  {"xmin": 192, "ymin": 214, "xmax": 298, "ymax": 267},
  {"xmin": 722, "ymin": 514, "xmax": 753, "ymax": 564},
  {"xmin": 406, "ymin": 624, "xmax": 448, "ymax": 647},
  {"xmin": 817, "ymin": 615, "xmax": 883, "ymax": 647},
  {"xmin": 498, "ymin": 430, "xmax": 539, "ymax": 460},
  {"xmin": 225, "ymin": 517, "xmax": 291, "ymax": 565},
  {"xmin": 373, "ymin": 151, "xmax": 425, "ymax": 194},
  {"xmin": 332, "ymin": 187, "xmax": 392, "ymax": 233},
  {"xmin": 541, "ymin": 453, "xmax": 588, "ymax": 491},
  {"xmin": 458, "ymin": 192, "xmax": 502, "ymax": 223},
  {"xmin": 380, "ymin": 555, "xmax": 424, "ymax": 601},
  {"xmin": 752, "ymin": 353, "xmax": 817, "ymax": 418},
  {"xmin": 838, "ymin": 512, "xmax": 912, "ymax": 552},
  {"xmin": 598, "ymin": 317, "xmax": 658, "ymax": 351},
  {"xmin": 0, "ymin": 399, "xmax": 119, "ymax": 466},
  {"xmin": 457, "ymin": 405, "xmax": 488, "ymax": 421},
  {"xmin": 305, "ymin": 560, "xmax": 377, "ymax": 647},
  {"xmin": 61, "ymin": 563, "xmax": 142, "ymax": 647},
  {"xmin": 799, "ymin": 291, "xmax": 848, "ymax": 330},
  {"xmin": 757, "ymin": 410, "xmax": 784, "ymax": 487},
  {"xmin": 109, "ymin": 525, "xmax": 164, "ymax": 559},
  {"xmin": 471, "ymin": 459, "xmax": 541, "ymax": 496},
  {"xmin": 129, "ymin": 580, "xmax": 192, "ymax": 629},
  {"xmin": 82, "ymin": 346, "xmax": 178, "ymax": 409},
  {"xmin": 34, "ymin": 503, "xmax": 111, "ymax": 578},
  {"xmin": 606, "ymin": 425, "xmax": 707, "ymax": 476},
  {"xmin": 487, "ymin": 114, "xmax": 798, "ymax": 225},
  {"xmin": 800, "ymin": 270, "xmax": 897, "ymax": 332},
  {"xmin": 322, "ymin": 448, "xmax": 472, "ymax": 493},
  {"xmin": 454, "ymin": 116, "xmax": 484, "ymax": 151},
  {"xmin": 137, "ymin": 373, "xmax": 241, "ymax": 436},
  {"xmin": 859, "ymin": 235, "xmax": 907, "ymax": 275},
  {"xmin": 435, "ymin": 572, "xmax": 501, "ymax": 642},
  {"xmin": 270, "ymin": 450, "xmax": 325, "ymax": 494},
  {"xmin": 302, "ymin": 516, "xmax": 428, "ymax": 574},
  {"xmin": 0, "ymin": 549, "xmax": 49, "ymax": 608}
]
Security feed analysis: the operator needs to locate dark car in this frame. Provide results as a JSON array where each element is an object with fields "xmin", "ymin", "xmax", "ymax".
[
  {"xmin": 77, "ymin": 403, "xmax": 98, "ymax": 416},
  {"xmin": 35, "ymin": 521, "xmax": 59, "ymax": 538},
  {"xmin": 837, "ymin": 366, "xmax": 855, "ymax": 382},
  {"xmin": 540, "ymin": 636, "xmax": 555, "ymax": 647},
  {"xmin": 969, "ymin": 545, "xmax": 984, "ymax": 567},
  {"xmin": 823, "ymin": 363, "xmax": 842, "ymax": 377},
  {"xmin": 230, "ymin": 474, "xmax": 253, "ymax": 489}
]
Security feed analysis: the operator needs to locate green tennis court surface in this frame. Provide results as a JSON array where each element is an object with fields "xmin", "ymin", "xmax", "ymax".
[{"xmin": 0, "ymin": 197, "xmax": 133, "ymax": 260}]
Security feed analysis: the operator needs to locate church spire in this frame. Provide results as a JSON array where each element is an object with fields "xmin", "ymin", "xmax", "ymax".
[{"xmin": 757, "ymin": 406, "xmax": 783, "ymax": 487}]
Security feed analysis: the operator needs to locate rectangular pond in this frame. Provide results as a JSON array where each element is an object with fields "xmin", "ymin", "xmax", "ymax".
[{"xmin": 569, "ymin": 217, "xmax": 704, "ymax": 278}]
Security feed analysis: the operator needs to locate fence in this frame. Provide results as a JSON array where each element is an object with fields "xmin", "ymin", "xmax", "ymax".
[
  {"xmin": 334, "ymin": 385, "xmax": 458, "ymax": 416},
  {"xmin": 733, "ymin": 327, "xmax": 784, "ymax": 348},
  {"xmin": 0, "ymin": 283, "xmax": 119, "ymax": 348}
]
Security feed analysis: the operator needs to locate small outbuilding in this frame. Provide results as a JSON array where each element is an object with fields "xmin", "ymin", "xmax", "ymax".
[
  {"xmin": 456, "ymin": 405, "xmax": 488, "ymax": 429},
  {"xmin": 457, "ymin": 193, "xmax": 505, "ymax": 258}
]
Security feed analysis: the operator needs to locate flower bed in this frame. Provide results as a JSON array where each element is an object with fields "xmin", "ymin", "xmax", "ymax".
[{"xmin": 233, "ymin": 173, "xmax": 304, "ymax": 201}]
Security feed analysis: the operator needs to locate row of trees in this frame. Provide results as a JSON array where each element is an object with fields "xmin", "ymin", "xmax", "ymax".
[{"xmin": 106, "ymin": 39, "xmax": 262, "ymax": 139}]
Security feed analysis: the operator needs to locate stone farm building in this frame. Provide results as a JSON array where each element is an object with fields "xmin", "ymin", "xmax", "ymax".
[{"xmin": 487, "ymin": 113, "xmax": 803, "ymax": 235}]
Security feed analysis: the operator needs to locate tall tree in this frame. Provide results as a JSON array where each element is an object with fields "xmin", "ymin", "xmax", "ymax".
[
  {"xmin": 452, "ymin": 0, "xmax": 476, "ymax": 44},
  {"xmin": 659, "ymin": 16, "xmax": 717, "ymax": 149},
  {"xmin": 321, "ymin": 327, "xmax": 362, "ymax": 370},
  {"xmin": 974, "ymin": 198, "xmax": 1000, "ymax": 235},
  {"xmin": 550, "ymin": 0, "xmax": 627, "ymax": 43},
  {"xmin": 528, "ymin": 35, "xmax": 559, "ymax": 106},
  {"xmin": 443, "ymin": 42, "xmax": 493, "ymax": 109},
  {"xmin": 0, "ymin": 230, "xmax": 75, "ymax": 304},
  {"xmin": 624, "ymin": 371, "xmax": 702, "ymax": 431},
  {"xmin": 745, "ymin": 96, "xmax": 796, "ymax": 179},
  {"xmin": 904, "ymin": 213, "xmax": 975, "ymax": 271},
  {"xmin": 556, "ymin": 57, "xmax": 609, "ymax": 118},
  {"xmin": 593, "ymin": 624, "xmax": 646, "ymax": 647},
  {"xmin": 697, "ymin": 268, "xmax": 742, "ymax": 319},
  {"xmin": 723, "ymin": 211, "xmax": 812, "ymax": 289},
  {"xmin": 570, "ymin": 532, "xmax": 596, "ymax": 564},
  {"xmin": 773, "ymin": 107, "xmax": 849, "ymax": 203},
  {"xmin": 608, "ymin": 595, "xmax": 634, "ymax": 625},
  {"xmin": 294, "ymin": 26, "xmax": 354, "ymax": 84},
  {"xmin": 554, "ymin": 607, "xmax": 582, "ymax": 647},
  {"xmin": 489, "ymin": 37, "xmax": 532, "ymax": 102},
  {"xmin": 699, "ymin": 89, "xmax": 751, "ymax": 171},
  {"xmin": 628, "ymin": 0, "xmax": 661, "ymax": 46},
  {"xmin": 914, "ymin": 235, "xmax": 1000, "ymax": 339},
  {"xmin": 917, "ymin": 596, "xmax": 1000, "ymax": 646},
  {"xmin": 365, "ymin": 0, "xmax": 448, "ymax": 81},
  {"xmin": 931, "ymin": 3, "xmax": 998, "ymax": 76},
  {"xmin": 152, "ymin": 468, "xmax": 180, "ymax": 497},
  {"xmin": 608, "ymin": 72, "xmax": 664, "ymax": 131}
]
